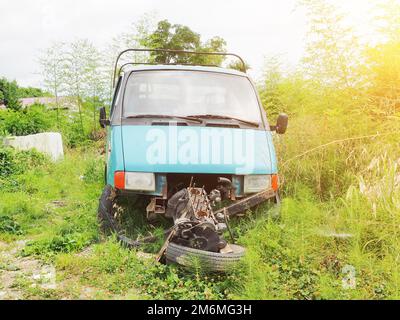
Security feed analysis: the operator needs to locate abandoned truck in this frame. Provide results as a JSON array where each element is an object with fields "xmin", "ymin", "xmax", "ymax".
[{"xmin": 98, "ymin": 49, "xmax": 288, "ymax": 271}]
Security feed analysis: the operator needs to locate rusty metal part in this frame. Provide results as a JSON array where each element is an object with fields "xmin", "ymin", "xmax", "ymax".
[
  {"xmin": 168, "ymin": 186, "xmax": 225, "ymax": 252},
  {"xmin": 220, "ymin": 243, "xmax": 234, "ymax": 254},
  {"xmin": 224, "ymin": 208, "xmax": 235, "ymax": 244},
  {"xmin": 209, "ymin": 189, "xmax": 221, "ymax": 203},
  {"xmin": 217, "ymin": 177, "xmax": 236, "ymax": 200},
  {"xmin": 146, "ymin": 197, "xmax": 166, "ymax": 220},
  {"xmin": 113, "ymin": 48, "xmax": 247, "ymax": 87},
  {"xmin": 146, "ymin": 198, "xmax": 157, "ymax": 221},
  {"xmin": 156, "ymin": 227, "xmax": 177, "ymax": 262},
  {"xmin": 103, "ymin": 186, "xmax": 276, "ymax": 254},
  {"xmin": 161, "ymin": 183, "xmax": 168, "ymax": 199},
  {"xmin": 118, "ymin": 228, "xmax": 173, "ymax": 249},
  {"xmin": 188, "ymin": 186, "xmax": 212, "ymax": 219},
  {"xmin": 214, "ymin": 188, "xmax": 276, "ymax": 217}
]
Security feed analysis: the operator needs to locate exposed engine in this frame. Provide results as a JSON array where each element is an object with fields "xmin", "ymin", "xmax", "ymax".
[{"xmin": 165, "ymin": 183, "xmax": 230, "ymax": 253}]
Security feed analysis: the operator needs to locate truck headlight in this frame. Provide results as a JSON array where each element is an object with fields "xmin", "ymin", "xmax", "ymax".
[
  {"xmin": 243, "ymin": 175, "xmax": 272, "ymax": 193},
  {"xmin": 125, "ymin": 172, "xmax": 155, "ymax": 191},
  {"xmin": 114, "ymin": 171, "xmax": 155, "ymax": 191}
]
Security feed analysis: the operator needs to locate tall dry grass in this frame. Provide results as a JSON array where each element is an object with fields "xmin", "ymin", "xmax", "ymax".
[{"xmin": 233, "ymin": 78, "xmax": 400, "ymax": 299}]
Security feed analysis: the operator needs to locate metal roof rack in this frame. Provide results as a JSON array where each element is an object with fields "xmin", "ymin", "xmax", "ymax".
[{"xmin": 112, "ymin": 48, "xmax": 247, "ymax": 87}]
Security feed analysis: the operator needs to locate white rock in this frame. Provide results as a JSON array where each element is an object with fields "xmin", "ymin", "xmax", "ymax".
[{"xmin": 4, "ymin": 132, "xmax": 64, "ymax": 161}]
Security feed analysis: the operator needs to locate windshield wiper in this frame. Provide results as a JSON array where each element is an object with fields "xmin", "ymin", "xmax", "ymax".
[
  {"xmin": 125, "ymin": 114, "xmax": 203, "ymax": 123},
  {"xmin": 187, "ymin": 114, "xmax": 259, "ymax": 127}
]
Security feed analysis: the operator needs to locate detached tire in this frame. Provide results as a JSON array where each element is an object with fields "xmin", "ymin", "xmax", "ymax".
[{"xmin": 166, "ymin": 242, "xmax": 245, "ymax": 272}]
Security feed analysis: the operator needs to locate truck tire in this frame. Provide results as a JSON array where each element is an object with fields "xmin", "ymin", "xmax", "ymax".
[
  {"xmin": 165, "ymin": 242, "xmax": 245, "ymax": 272},
  {"xmin": 97, "ymin": 185, "xmax": 162, "ymax": 248},
  {"xmin": 98, "ymin": 184, "xmax": 118, "ymax": 235}
]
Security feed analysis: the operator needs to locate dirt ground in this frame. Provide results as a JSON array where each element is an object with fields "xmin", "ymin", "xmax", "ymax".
[
  {"xmin": 0, "ymin": 240, "xmax": 108, "ymax": 299},
  {"xmin": 0, "ymin": 240, "xmax": 146, "ymax": 300},
  {"xmin": 0, "ymin": 240, "xmax": 58, "ymax": 299}
]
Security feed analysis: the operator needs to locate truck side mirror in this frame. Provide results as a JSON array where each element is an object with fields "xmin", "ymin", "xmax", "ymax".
[
  {"xmin": 270, "ymin": 113, "xmax": 288, "ymax": 134},
  {"xmin": 99, "ymin": 107, "xmax": 110, "ymax": 128}
]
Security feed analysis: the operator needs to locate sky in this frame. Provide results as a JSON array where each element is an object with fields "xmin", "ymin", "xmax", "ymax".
[{"xmin": 0, "ymin": 0, "xmax": 379, "ymax": 88}]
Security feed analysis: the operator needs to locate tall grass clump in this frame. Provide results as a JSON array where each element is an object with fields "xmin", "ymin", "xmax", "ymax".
[{"xmin": 232, "ymin": 65, "xmax": 400, "ymax": 299}]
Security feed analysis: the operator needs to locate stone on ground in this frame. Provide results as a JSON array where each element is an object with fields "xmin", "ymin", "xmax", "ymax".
[{"xmin": 4, "ymin": 132, "xmax": 64, "ymax": 161}]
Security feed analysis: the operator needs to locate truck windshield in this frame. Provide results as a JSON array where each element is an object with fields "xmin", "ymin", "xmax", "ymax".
[{"xmin": 123, "ymin": 70, "xmax": 263, "ymax": 123}]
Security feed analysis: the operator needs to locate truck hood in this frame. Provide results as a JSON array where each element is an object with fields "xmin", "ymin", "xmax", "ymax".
[{"xmin": 121, "ymin": 125, "xmax": 277, "ymax": 175}]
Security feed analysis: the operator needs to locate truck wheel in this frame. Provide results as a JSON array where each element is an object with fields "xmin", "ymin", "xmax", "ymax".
[
  {"xmin": 98, "ymin": 184, "xmax": 118, "ymax": 235},
  {"xmin": 165, "ymin": 242, "xmax": 245, "ymax": 272}
]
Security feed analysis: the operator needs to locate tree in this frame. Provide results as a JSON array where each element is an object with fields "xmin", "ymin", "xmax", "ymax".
[
  {"xmin": 17, "ymin": 86, "xmax": 50, "ymax": 98},
  {"xmin": 364, "ymin": 0, "xmax": 400, "ymax": 115},
  {"xmin": 62, "ymin": 39, "xmax": 110, "ymax": 134},
  {"xmin": 140, "ymin": 19, "xmax": 227, "ymax": 66},
  {"xmin": 0, "ymin": 78, "xmax": 21, "ymax": 111},
  {"xmin": 38, "ymin": 42, "xmax": 67, "ymax": 127},
  {"xmin": 64, "ymin": 39, "xmax": 96, "ymax": 134},
  {"xmin": 226, "ymin": 60, "xmax": 250, "ymax": 72},
  {"xmin": 375, "ymin": 0, "xmax": 400, "ymax": 43},
  {"xmin": 103, "ymin": 16, "xmax": 227, "ymax": 99},
  {"xmin": 365, "ymin": 42, "xmax": 400, "ymax": 115},
  {"xmin": 258, "ymin": 57, "xmax": 285, "ymax": 117},
  {"xmin": 298, "ymin": 0, "xmax": 361, "ymax": 89},
  {"xmin": 103, "ymin": 12, "xmax": 158, "ymax": 102},
  {"xmin": 84, "ymin": 45, "xmax": 108, "ymax": 132}
]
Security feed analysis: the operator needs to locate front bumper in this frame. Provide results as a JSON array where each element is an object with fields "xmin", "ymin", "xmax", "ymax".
[{"xmin": 214, "ymin": 188, "xmax": 278, "ymax": 217}]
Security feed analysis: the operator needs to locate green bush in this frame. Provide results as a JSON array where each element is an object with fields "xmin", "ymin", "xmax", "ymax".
[
  {"xmin": 83, "ymin": 159, "xmax": 103, "ymax": 184},
  {"xmin": 0, "ymin": 215, "xmax": 23, "ymax": 235},
  {"xmin": 0, "ymin": 98, "xmax": 104, "ymax": 148},
  {"xmin": 0, "ymin": 148, "xmax": 15, "ymax": 177},
  {"xmin": 54, "ymin": 107, "xmax": 96, "ymax": 148},
  {"xmin": 61, "ymin": 119, "xmax": 91, "ymax": 148},
  {"xmin": 23, "ymin": 232, "xmax": 92, "ymax": 256},
  {"xmin": 0, "ymin": 147, "xmax": 48, "ymax": 178},
  {"xmin": 0, "ymin": 78, "xmax": 21, "ymax": 111},
  {"xmin": 2, "ymin": 104, "xmax": 52, "ymax": 136},
  {"xmin": 17, "ymin": 86, "xmax": 51, "ymax": 98}
]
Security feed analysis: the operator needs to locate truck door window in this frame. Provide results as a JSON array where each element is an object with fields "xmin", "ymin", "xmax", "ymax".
[{"xmin": 110, "ymin": 76, "xmax": 122, "ymax": 117}]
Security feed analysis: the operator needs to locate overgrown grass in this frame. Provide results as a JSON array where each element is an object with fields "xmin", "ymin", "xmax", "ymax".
[
  {"xmin": 0, "ymin": 147, "xmax": 101, "ymax": 253},
  {"xmin": 0, "ymin": 87, "xmax": 399, "ymax": 299},
  {"xmin": 230, "ymin": 86, "xmax": 400, "ymax": 299},
  {"xmin": 55, "ymin": 239, "xmax": 237, "ymax": 299},
  {"xmin": 233, "ymin": 181, "xmax": 400, "ymax": 299}
]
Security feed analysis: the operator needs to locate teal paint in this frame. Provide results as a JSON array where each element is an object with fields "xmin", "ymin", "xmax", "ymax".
[{"xmin": 106, "ymin": 125, "xmax": 278, "ymax": 190}]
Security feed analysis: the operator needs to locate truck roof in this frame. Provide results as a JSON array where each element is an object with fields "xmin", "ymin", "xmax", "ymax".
[{"xmin": 122, "ymin": 64, "xmax": 248, "ymax": 77}]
